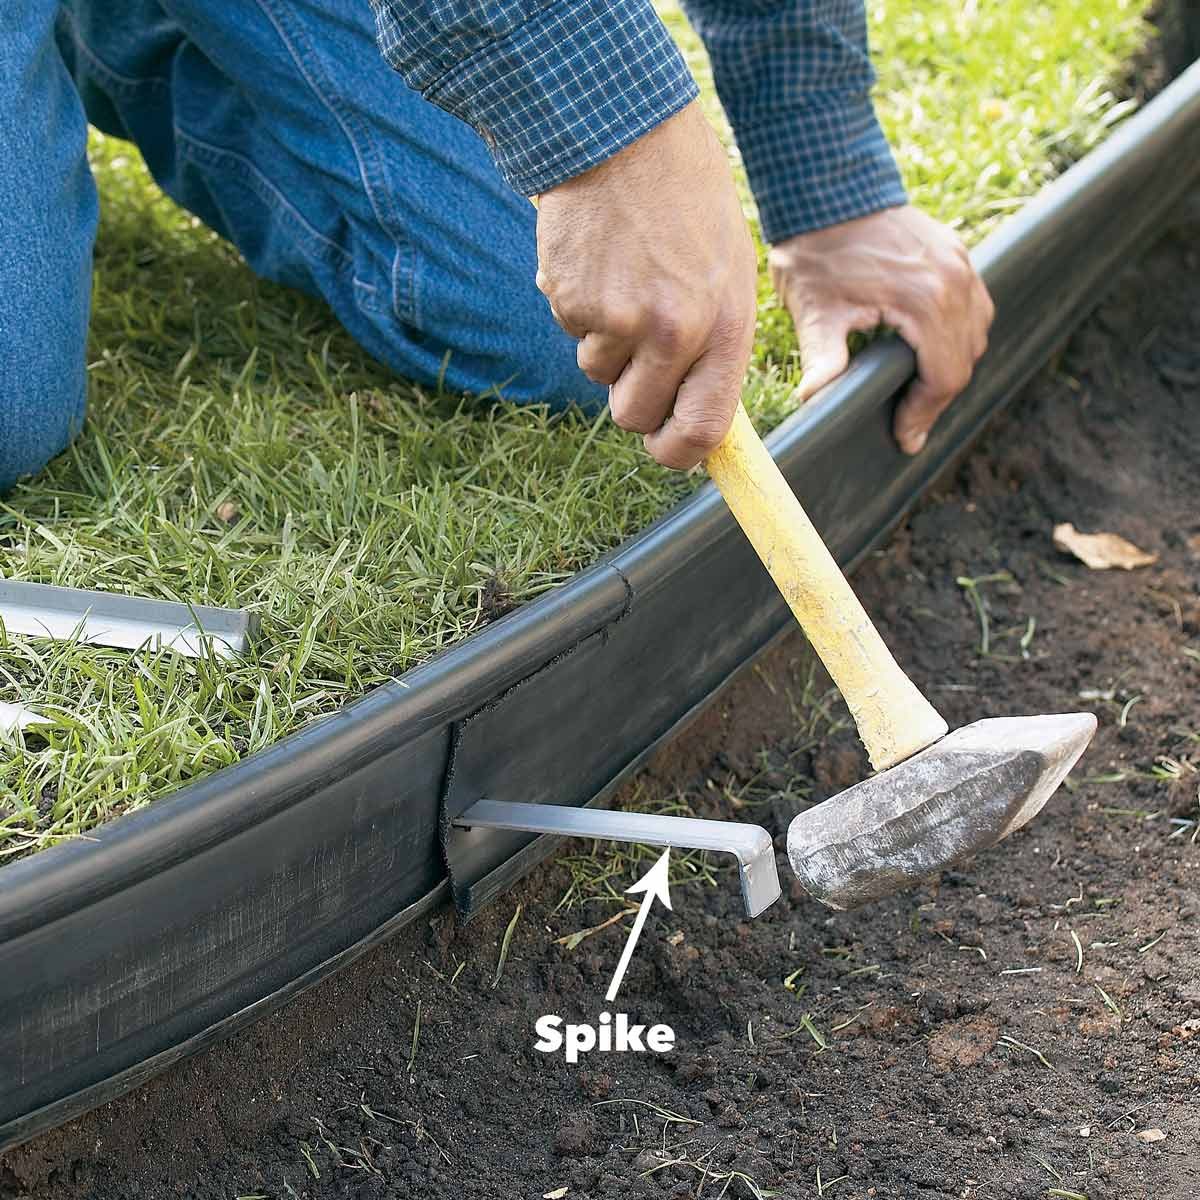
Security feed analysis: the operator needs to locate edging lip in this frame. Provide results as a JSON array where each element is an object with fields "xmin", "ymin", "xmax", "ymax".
[{"xmin": 2, "ymin": 57, "xmax": 1199, "ymax": 1153}]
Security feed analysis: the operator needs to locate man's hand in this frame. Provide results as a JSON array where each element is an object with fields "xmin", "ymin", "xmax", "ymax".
[
  {"xmin": 535, "ymin": 102, "xmax": 758, "ymax": 470},
  {"xmin": 769, "ymin": 206, "xmax": 995, "ymax": 454}
]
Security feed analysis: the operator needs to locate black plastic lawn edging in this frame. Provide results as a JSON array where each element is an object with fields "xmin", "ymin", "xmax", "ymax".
[{"xmin": 1, "ymin": 61, "xmax": 1199, "ymax": 1153}]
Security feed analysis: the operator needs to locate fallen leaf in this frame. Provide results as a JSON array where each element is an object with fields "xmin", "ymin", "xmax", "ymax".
[
  {"xmin": 1053, "ymin": 523, "xmax": 1158, "ymax": 570},
  {"xmin": 1135, "ymin": 1128, "xmax": 1166, "ymax": 1143},
  {"xmin": 544, "ymin": 1189, "xmax": 569, "ymax": 1199}
]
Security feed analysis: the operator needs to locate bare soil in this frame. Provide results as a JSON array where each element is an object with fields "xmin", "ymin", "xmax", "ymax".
[{"xmin": 3, "ymin": 210, "xmax": 1199, "ymax": 1200}]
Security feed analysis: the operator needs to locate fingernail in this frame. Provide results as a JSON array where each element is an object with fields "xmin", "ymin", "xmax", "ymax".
[{"xmin": 902, "ymin": 430, "xmax": 927, "ymax": 455}]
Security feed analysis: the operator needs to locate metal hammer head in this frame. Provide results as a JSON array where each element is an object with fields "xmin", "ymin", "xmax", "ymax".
[{"xmin": 788, "ymin": 713, "xmax": 1097, "ymax": 910}]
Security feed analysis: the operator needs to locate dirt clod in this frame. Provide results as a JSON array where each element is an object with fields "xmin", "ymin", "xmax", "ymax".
[
  {"xmin": 927, "ymin": 1016, "xmax": 1001, "ymax": 1072},
  {"xmin": 552, "ymin": 1117, "xmax": 596, "ymax": 1159}
]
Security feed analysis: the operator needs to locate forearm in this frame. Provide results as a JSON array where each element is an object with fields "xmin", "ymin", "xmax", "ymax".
[{"xmin": 679, "ymin": 0, "xmax": 906, "ymax": 242}]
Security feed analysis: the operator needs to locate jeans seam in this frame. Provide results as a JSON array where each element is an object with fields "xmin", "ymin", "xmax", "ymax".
[
  {"xmin": 56, "ymin": 6, "xmax": 171, "ymax": 95},
  {"xmin": 251, "ymin": 0, "xmax": 419, "ymax": 327},
  {"xmin": 177, "ymin": 132, "xmax": 355, "ymax": 273}
]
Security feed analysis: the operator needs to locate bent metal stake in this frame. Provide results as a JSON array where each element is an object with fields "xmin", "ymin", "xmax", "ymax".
[{"xmin": 456, "ymin": 404, "xmax": 1096, "ymax": 916}]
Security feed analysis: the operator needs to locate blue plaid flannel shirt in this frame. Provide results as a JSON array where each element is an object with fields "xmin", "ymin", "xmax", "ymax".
[{"xmin": 369, "ymin": 0, "xmax": 906, "ymax": 244}]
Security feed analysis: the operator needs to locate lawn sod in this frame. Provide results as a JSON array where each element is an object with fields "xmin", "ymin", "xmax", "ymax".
[{"xmin": 0, "ymin": 0, "xmax": 1149, "ymax": 860}]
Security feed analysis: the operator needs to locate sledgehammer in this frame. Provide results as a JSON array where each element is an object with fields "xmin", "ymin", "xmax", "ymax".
[{"xmin": 704, "ymin": 404, "xmax": 1096, "ymax": 910}]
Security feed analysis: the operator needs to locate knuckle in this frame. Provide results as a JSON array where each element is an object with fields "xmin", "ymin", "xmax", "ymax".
[
  {"xmin": 913, "ymin": 270, "xmax": 946, "ymax": 310},
  {"xmin": 648, "ymin": 439, "xmax": 696, "ymax": 471},
  {"xmin": 658, "ymin": 452, "xmax": 694, "ymax": 470},
  {"xmin": 906, "ymin": 390, "xmax": 939, "ymax": 418},
  {"xmin": 610, "ymin": 395, "xmax": 657, "ymax": 434},
  {"xmin": 577, "ymin": 349, "xmax": 612, "ymax": 385},
  {"xmin": 603, "ymin": 304, "xmax": 641, "ymax": 341},
  {"xmin": 648, "ymin": 306, "xmax": 688, "ymax": 355},
  {"xmin": 946, "ymin": 254, "xmax": 971, "ymax": 284},
  {"xmin": 925, "ymin": 366, "xmax": 968, "ymax": 401},
  {"xmin": 672, "ymin": 410, "xmax": 729, "ymax": 452},
  {"xmin": 560, "ymin": 291, "xmax": 588, "ymax": 321},
  {"xmin": 536, "ymin": 268, "xmax": 567, "ymax": 303},
  {"xmin": 924, "ymin": 259, "xmax": 972, "ymax": 309},
  {"xmin": 949, "ymin": 365, "xmax": 973, "ymax": 395},
  {"xmin": 929, "ymin": 272, "xmax": 956, "ymax": 308},
  {"xmin": 548, "ymin": 290, "xmax": 587, "ymax": 329},
  {"xmin": 611, "ymin": 406, "xmax": 638, "ymax": 432}
]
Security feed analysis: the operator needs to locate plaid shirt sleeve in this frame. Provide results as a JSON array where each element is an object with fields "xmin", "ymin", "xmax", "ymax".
[
  {"xmin": 369, "ymin": 0, "xmax": 700, "ymax": 197},
  {"xmin": 369, "ymin": 0, "xmax": 904, "ymax": 244},
  {"xmin": 680, "ymin": 0, "xmax": 906, "ymax": 243}
]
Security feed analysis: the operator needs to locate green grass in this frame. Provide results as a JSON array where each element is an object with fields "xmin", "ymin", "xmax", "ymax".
[{"xmin": 0, "ymin": 0, "xmax": 1149, "ymax": 860}]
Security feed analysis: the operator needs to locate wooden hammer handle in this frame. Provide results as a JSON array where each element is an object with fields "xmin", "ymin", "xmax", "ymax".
[{"xmin": 705, "ymin": 404, "xmax": 947, "ymax": 770}]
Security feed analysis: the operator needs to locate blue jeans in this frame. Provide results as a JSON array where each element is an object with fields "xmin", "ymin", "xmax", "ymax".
[{"xmin": 1, "ymin": 0, "xmax": 605, "ymax": 493}]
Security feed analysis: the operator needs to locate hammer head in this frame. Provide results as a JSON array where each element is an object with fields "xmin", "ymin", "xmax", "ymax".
[{"xmin": 788, "ymin": 713, "xmax": 1097, "ymax": 910}]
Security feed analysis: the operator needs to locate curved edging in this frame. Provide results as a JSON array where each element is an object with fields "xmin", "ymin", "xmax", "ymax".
[{"xmin": 1, "ymin": 59, "xmax": 1198, "ymax": 1153}]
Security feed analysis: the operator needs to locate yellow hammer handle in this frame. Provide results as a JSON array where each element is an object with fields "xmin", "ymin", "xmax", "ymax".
[{"xmin": 705, "ymin": 404, "xmax": 947, "ymax": 770}]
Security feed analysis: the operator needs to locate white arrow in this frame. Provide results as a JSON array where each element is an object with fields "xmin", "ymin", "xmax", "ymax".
[{"xmin": 605, "ymin": 848, "xmax": 673, "ymax": 1003}]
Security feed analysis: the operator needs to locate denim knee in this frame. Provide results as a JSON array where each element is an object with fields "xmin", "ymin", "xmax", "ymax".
[
  {"xmin": 1, "ymin": 3, "xmax": 95, "ymax": 493},
  {"xmin": 0, "ymin": 348, "xmax": 88, "ymax": 494},
  {"xmin": 469, "ymin": 324, "xmax": 608, "ymax": 414},
  {"xmin": 53, "ymin": 0, "xmax": 608, "ymax": 419},
  {"xmin": 518, "ymin": 360, "xmax": 609, "ymax": 416}
]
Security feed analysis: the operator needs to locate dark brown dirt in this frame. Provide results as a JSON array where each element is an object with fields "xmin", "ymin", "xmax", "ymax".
[{"xmin": 4, "ymin": 213, "xmax": 1199, "ymax": 1200}]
